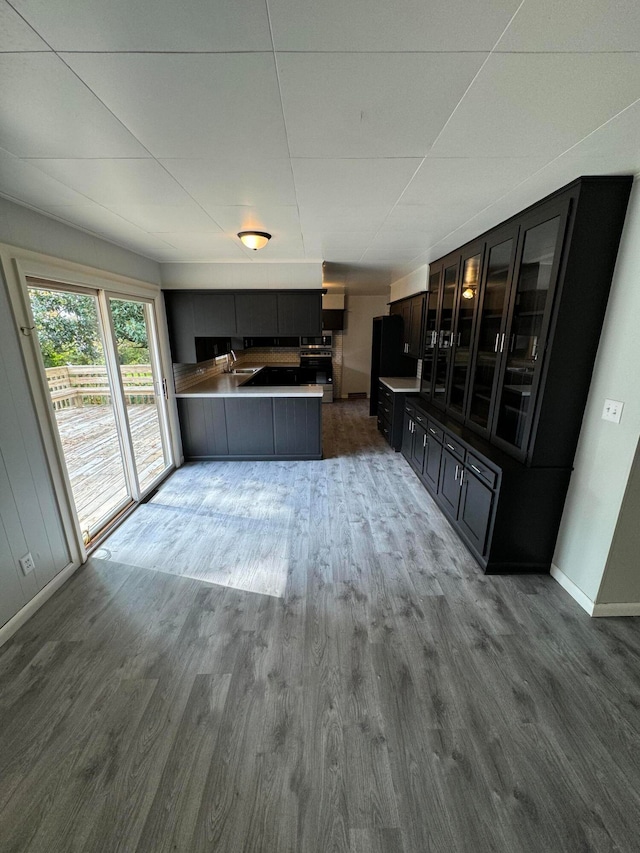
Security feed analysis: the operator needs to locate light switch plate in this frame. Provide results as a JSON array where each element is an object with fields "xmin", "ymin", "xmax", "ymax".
[{"xmin": 602, "ymin": 399, "xmax": 624, "ymax": 424}]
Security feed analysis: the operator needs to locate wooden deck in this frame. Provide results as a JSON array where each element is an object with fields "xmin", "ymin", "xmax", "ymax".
[{"xmin": 55, "ymin": 404, "xmax": 166, "ymax": 536}]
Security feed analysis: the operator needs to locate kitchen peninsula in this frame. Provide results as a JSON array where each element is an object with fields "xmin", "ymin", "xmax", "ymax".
[{"xmin": 175, "ymin": 367, "xmax": 323, "ymax": 461}]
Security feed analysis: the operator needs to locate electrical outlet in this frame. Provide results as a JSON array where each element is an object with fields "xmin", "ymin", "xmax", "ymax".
[
  {"xmin": 602, "ymin": 398, "xmax": 624, "ymax": 424},
  {"xmin": 19, "ymin": 553, "xmax": 35, "ymax": 575}
]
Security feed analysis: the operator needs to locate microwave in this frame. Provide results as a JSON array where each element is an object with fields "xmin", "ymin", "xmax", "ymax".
[{"xmin": 300, "ymin": 334, "xmax": 333, "ymax": 348}]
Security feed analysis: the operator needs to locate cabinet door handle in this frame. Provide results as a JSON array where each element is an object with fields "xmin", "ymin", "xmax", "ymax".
[
  {"xmin": 500, "ymin": 333, "xmax": 506, "ymax": 353},
  {"xmin": 494, "ymin": 333, "xmax": 500, "ymax": 353},
  {"xmin": 446, "ymin": 442, "xmax": 455, "ymax": 451},
  {"xmin": 416, "ymin": 416, "xmax": 423, "ymax": 423},
  {"xmin": 454, "ymin": 464, "xmax": 459, "ymax": 481},
  {"xmin": 470, "ymin": 464, "xmax": 482, "ymax": 474},
  {"xmin": 460, "ymin": 469, "xmax": 464, "ymax": 487},
  {"xmin": 429, "ymin": 427, "xmax": 437, "ymax": 435},
  {"xmin": 423, "ymin": 434, "xmax": 427, "ymax": 447}
]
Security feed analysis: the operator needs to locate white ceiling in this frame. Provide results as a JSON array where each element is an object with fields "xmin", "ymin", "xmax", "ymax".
[{"xmin": 1, "ymin": 0, "xmax": 640, "ymax": 293}]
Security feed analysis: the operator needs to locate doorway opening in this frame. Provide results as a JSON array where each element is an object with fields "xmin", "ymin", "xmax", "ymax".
[{"xmin": 27, "ymin": 280, "xmax": 173, "ymax": 545}]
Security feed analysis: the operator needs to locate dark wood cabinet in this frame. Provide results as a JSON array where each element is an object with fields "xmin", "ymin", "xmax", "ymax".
[
  {"xmin": 177, "ymin": 395, "xmax": 322, "ymax": 460},
  {"xmin": 277, "ymin": 293, "xmax": 322, "ymax": 336},
  {"xmin": 389, "ymin": 293, "xmax": 425, "ymax": 358},
  {"xmin": 164, "ymin": 290, "xmax": 322, "ymax": 362},
  {"xmin": 377, "ymin": 383, "xmax": 419, "ymax": 451},
  {"xmin": 438, "ymin": 448, "xmax": 462, "ymax": 518},
  {"xmin": 235, "ymin": 293, "xmax": 278, "ymax": 336},
  {"xmin": 401, "ymin": 175, "xmax": 633, "ymax": 573},
  {"xmin": 419, "ymin": 176, "xmax": 631, "ymax": 467},
  {"xmin": 192, "ymin": 293, "xmax": 237, "ymax": 336}
]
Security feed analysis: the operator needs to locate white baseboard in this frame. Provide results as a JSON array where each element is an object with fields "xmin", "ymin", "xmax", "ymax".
[
  {"xmin": 550, "ymin": 564, "xmax": 595, "ymax": 615},
  {"xmin": 550, "ymin": 564, "xmax": 640, "ymax": 618},
  {"xmin": 591, "ymin": 601, "xmax": 640, "ymax": 617},
  {"xmin": 0, "ymin": 559, "xmax": 81, "ymax": 648}
]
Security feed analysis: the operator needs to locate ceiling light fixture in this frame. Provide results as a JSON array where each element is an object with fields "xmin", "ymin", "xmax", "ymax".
[
  {"xmin": 238, "ymin": 230, "xmax": 271, "ymax": 251},
  {"xmin": 462, "ymin": 286, "xmax": 476, "ymax": 300}
]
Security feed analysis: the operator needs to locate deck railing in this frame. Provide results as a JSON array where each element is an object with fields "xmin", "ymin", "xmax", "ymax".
[{"xmin": 46, "ymin": 365, "xmax": 156, "ymax": 410}]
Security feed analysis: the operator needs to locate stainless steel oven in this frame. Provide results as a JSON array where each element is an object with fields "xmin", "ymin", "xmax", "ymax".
[{"xmin": 299, "ymin": 346, "xmax": 333, "ymax": 403}]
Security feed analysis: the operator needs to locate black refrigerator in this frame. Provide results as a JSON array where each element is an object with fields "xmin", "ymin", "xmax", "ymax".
[{"xmin": 369, "ymin": 314, "xmax": 417, "ymax": 416}]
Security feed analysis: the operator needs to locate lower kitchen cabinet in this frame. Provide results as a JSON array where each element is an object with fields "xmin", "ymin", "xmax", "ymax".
[
  {"xmin": 177, "ymin": 396, "xmax": 322, "ymax": 461},
  {"xmin": 401, "ymin": 399, "xmax": 571, "ymax": 573},
  {"xmin": 377, "ymin": 382, "xmax": 418, "ymax": 451}
]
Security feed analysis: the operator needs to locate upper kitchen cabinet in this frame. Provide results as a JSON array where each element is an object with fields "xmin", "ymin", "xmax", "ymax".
[
  {"xmin": 419, "ymin": 176, "xmax": 632, "ymax": 468},
  {"xmin": 277, "ymin": 292, "xmax": 322, "ymax": 336},
  {"xmin": 235, "ymin": 293, "xmax": 279, "ymax": 336},
  {"xmin": 164, "ymin": 291, "xmax": 196, "ymax": 363},
  {"xmin": 164, "ymin": 290, "xmax": 323, "ymax": 361},
  {"xmin": 389, "ymin": 293, "xmax": 425, "ymax": 358},
  {"xmin": 192, "ymin": 293, "xmax": 237, "ymax": 336},
  {"xmin": 446, "ymin": 241, "xmax": 484, "ymax": 420}
]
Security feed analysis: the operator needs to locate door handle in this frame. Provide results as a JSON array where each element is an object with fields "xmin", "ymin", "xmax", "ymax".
[
  {"xmin": 494, "ymin": 333, "xmax": 500, "ymax": 353},
  {"xmin": 446, "ymin": 442, "xmax": 455, "ymax": 451},
  {"xmin": 500, "ymin": 333, "xmax": 506, "ymax": 353},
  {"xmin": 423, "ymin": 434, "xmax": 427, "ymax": 447},
  {"xmin": 454, "ymin": 464, "xmax": 459, "ymax": 481},
  {"xmin": 460, "ymin": 469, "xmax": 465, "ymax": 487}
]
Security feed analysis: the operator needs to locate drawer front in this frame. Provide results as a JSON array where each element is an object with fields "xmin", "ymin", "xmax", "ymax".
[
  {"xmin": 426, "ymin": 420, "xmax": 444, "ymax": 443},
  {"xmin": 377, "ymin": 416, "xmax": 391, "ymax": 443},
  {"xmin": 405, "ymin": 402, "xmax": 416, "ymax": 418},
  {"xmin": 379, "ymin": 383, "xmax": 393, "ymax": 402},
  {"xmin": 413, "ymin": 410, "xmax": 427, "ymax": 430},
  {"xmin": 443, "ymin": 433, "xmax": 465, "ymax": 462},
  {"xmin": 378, "ymin": 399, "xmax": 393, "ymax": 421},
  {"xmin": 466, "ymin": 452, "xmax": 497, "ymax": 490}
]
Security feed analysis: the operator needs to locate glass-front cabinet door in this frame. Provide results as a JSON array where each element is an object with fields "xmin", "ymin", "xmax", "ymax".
[
  {"xmin": 432, "ymin": 256, "xmax": 459, "ymax": 408},
  {"xmin": 493, "ymin": 203, "xmax": 568, "ymax": 455},
  {"xmin": 466, "ymin": 229, "xmax": 517, "ymax": 435},
  {"xmin": 420, "ymin": 266, "xmax": 441, "ymax": 400},
  {"xmin": 448, "ymin": 243, "xmax": 483, "ymax": 419}
]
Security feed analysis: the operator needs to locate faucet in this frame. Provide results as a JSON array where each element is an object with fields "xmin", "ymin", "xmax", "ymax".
[{"xmin": 226, "ymin": 350, "xmax": 237, "ymax": 373}]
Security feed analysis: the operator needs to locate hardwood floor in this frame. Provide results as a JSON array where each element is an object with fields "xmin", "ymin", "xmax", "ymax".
[{"xmin": 1, "ymin": 400, "xmax": 640, "ymax": 852}]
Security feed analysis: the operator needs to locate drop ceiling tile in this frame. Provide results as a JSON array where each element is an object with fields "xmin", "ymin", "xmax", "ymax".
[
  {"xmin": 302, "ymin": 231, "xmax": 375, "ymax": 257},
  {"xmin": 0, "ymin": 1, "xmax": 50, "ymax": 50},
  {"xmin": 202, "ymin": 205, "xmax": 301, "ymax": 235},
  {"xmin": 27, "ymin": 159, "xmax": 194, "ymax": 206},
  {"xmin": 0, "ymin": 148, "xmax": 87, "ymax": 208},
  {"xmin": 496, "ymin": 0, "xmax": 640, "ymax": 52},
  {"xmin": 567, "ymin": 100, "xmax": 640, "ymax": 162},
  {"xmin": 429, "ymin": 53, "xmax": 640, "ymax": 158},
  {"xmin": 269, "ymin": 0, "xmax": 521, "ymax": 51},
  {"xmin": 42, "ymin": 201, "xmax": 170, "ymax": 247},
  {"xmin": 161, "ymin": 159, "xmax": 297, "ymax": 207},
  {"xmin": 278, "ymin": 52, "xmax": 487, "ymax": 158},
  {"xmin": 0, "ymin": 54, "xmax": 147, "ymax": 158},
  {"xmin": 292, "ymin": 159, "xmax": 421, "ymax": 208},
  {"xmin": 298, "ymin": 205, "xmax": 390, "ymax": 232},
  {"xmin": 242, "ymin": 233, "xmax": 305, "ymax": 260},
  {"xmin": 13, "ymin": 0, "xmax": 272, "ymax": 51},
  {"xmin": 62, "ymin": 53, "xmax": 289, "ymax": 159},
  {"xmin": 106, "ymin": 203, "xmax": 221, "ymax": 233},
  {"xmin": 150, "ymin": 231, "xmax": 248, "ymax": 259}
]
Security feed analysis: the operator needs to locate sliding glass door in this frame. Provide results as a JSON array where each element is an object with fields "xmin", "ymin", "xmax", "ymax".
[{"xmin": 28, "ymin": 281, "xmax": 172, "ymax": 544}]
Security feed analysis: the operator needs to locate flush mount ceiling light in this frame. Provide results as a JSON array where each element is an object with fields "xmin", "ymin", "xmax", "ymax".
[
  {"xmin": 462, "ymin": 286, "xmax": 476, "ymax": 300},
  {"xmin": 238, "ymin": 231, "xmax": 271, "ymax": 251}
]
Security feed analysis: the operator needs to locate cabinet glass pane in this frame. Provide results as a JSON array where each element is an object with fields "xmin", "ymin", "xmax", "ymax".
[
  {"xmin": 468, "ymin": 239, "xmax": 513, "ymax": 430},
  {"xmin": 495, "ymin": 216, "xmax": 561, "ymax": 449},
  {"xmin": 449, "ymin": 253, "xmax": 480, "ymax": 415},
  {"xmin": 434, "ymin": 263, "xmax": 457, "ymax": 403},
  {"xmin": 421, "ymin": 272, "xmax": 440, "ymax": 397}
]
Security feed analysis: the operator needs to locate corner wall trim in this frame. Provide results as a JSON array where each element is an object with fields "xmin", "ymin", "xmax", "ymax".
[
  {"xmin": 550, "ymin": 564, "xmax": 595, "ymax": 616},
  {"xmin": 0, "ymin": 559, "xmax": 81, "ymax": 648},
  {"xmin": 591, "ymin": 602, "xmax": 640, "ymax": 617}
]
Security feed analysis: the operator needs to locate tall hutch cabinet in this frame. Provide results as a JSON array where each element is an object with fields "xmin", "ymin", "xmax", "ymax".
[{"xmin": 403, "ymin": 176, "xmax": 632, "ymax": 573}]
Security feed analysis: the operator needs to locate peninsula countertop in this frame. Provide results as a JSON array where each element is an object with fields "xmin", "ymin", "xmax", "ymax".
[
  {"xmin": 379, "ymin": 376, "xmax": 421, "ymax": 393},
  {"xmin": 175, "ymin": 364, "xmax": 324, "ymax": 399}
]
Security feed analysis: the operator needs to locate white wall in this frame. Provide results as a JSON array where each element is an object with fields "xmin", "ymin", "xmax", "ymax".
[
  {"xmin": 0, "ymin": 268, "xmax": 72, "ymax": 628},
  {"xmin": 389, "ymin": 265, "xmax": 428, "ymax": 302},
  {"xmin": 0, "ymin": 198, "xmax": 162, "ymax": 635},
  {"xmin": 552, "ymin": 181, "xmax": 640, "ymax": 606},
  {"xmin": 0, "ymin": 197, "xmax": 160, "ymax": 285},
  {"xmin": 161, "ymin": 261, "xmax": 322, "ymax": 289},
  {"xmin": 341, "ymin": 294, "xmax": 390, "ymax": 397}
]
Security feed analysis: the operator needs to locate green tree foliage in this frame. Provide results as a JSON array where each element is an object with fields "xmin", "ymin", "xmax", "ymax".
[{"xmin": 30, "ymin": 290, "xmax": 150, "ymax": 367}]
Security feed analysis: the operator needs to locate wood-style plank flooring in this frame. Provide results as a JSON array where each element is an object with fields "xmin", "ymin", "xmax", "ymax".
[{"xmin": 2, "ymin": 400, "xmax": 640, "ymax": 852}]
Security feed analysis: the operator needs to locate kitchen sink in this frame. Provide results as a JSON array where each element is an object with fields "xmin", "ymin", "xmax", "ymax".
[{"xmin": 231, "ymin": 367, "xmax": 260, "ymax": 374}]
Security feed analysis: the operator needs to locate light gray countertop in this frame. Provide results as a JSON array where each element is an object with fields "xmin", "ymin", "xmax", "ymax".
[
  {"xmin": 379, "ymin": 376, "xmax": 421, "ymax": 393},
  {"xmin": 175, "ymin": 365, "xmax": 324, "ymax": 399}
]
